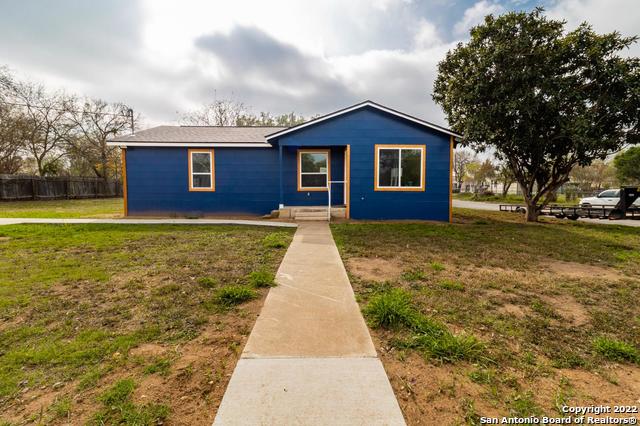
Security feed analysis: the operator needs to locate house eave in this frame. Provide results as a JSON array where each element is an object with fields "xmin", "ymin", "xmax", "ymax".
[
  {"xmin": 106, "ymin": 142, "xmax": 273, "ymax": 148},
  {"xmin": 265, "ymin": 100, "xmax": 463, "ymax": 140}
]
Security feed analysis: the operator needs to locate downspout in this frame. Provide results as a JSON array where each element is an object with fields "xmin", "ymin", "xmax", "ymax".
[{"xmin": 278, "ymin": 144, "xmax": 284, "ymax": 209}]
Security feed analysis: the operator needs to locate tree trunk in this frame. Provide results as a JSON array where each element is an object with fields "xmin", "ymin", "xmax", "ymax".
[
  {"xmin": 502, "ymin": 182, "xmax": 511, "ymax": 197},
  {"xmin": 525, "ymin": 200, "xmax": 539, "ymax": 222}
]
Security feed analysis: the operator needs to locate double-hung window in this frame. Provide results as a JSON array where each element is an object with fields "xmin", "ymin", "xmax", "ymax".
[
  {"xmin": 298, "ymin": 149, "xmax": 330, "ymax": 191},
  {"xmin": 188, "ymin": 149, "xmax": 215, "ymax": 191},
  {"xmin": 375, "ymin": 145, "xmax": 425, "ymax": 191}
]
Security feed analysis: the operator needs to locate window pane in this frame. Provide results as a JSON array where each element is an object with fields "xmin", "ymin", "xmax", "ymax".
[
  {"xmin": 401, "ymin": 149, "xmax": 422, "ymax": 187},
  {"xmin": 192, "ymin": 153, "xmax": 211, "ymax": 173},
  {"xmin": 301, "ymin": 153, "xmax": 327, "ymax": 173},
  {"xmin": 301, "ymin": 174, "xmax": 327, "ymax": 188},
  {"xmin": 378, "ymin": 149, "xmax": 399, "ymax": 187},
  {"xmin": 193, "ymin": 174, "xmax": 211, "ymax": 188}
]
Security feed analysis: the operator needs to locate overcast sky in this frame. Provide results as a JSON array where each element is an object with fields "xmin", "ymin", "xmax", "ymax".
[{"xmin": 1, "ymin": 0, "xmax": 638, "ymax": 127}]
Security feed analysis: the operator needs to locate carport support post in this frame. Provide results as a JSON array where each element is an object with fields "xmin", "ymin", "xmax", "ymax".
[{"xmin": 278, "ymin": 144, "xmax": 284, "ymax": 209}]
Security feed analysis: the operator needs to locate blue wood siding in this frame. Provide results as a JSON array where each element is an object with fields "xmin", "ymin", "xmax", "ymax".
[
  {"xmin": 276, "ymin": 107, "xmax": 451, "ymax": 221},
  {"xmin": 125, "ymin": 106, "xmax": 451, "ymax": 221},
  {"xmin": 126, "ymin": 147, "xmax": 280, "ymax": 215}
]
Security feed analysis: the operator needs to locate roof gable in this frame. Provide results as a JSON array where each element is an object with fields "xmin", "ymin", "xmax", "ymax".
[{"xmin": 266, "ymin": 100, "xmax": 461, "ymax": 140}]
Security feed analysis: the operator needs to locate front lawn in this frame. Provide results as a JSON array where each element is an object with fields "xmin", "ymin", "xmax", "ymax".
[
  {"xmin": 0, "ymin": 223, "xmax": 293, "ymax": 425},
  {"xmin": 0, "ymin": 198, "xmax": 123, "ymax": 218},
  {"xmin": 332, "ymin": 209, "xmax": 640, "ymax": 425},
  {"xmin": 453, "ymin": 192, "xmax": 578, "ymax": 206}
]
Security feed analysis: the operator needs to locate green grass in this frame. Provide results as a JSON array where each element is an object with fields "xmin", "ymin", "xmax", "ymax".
[
  {"xmin": 364, "ymin": 288, "xmax": 486, "ymax": 363},
  {"xmin": 0, "ymin": 223, "xmax": 293, "ymax": 422},
  {"xmin": 438, "ymin": 279, "xmax": 465, "ymax": 291},
  {"xmin": 248, "ymin": 270, "xmax": 276, "ymax": 288},
  {"xmin": 453, "ymin": 192, "xmax": 576, "ymax": 206},
  {"xmin": 213, "ymin": 285, "xmax": 257, "ymax": 307},
  {"xmin": 364, "ymin": 289, "xmax": 416, "ymax": 329},
  {"xmin": 401, "ymin": 268, "xmax": 426, "ymax": 281},
  {"xmin": 143, "ymin": 358, "xmax": 172, "ymax": 376},
  {"xmin": 593, "ymin": 336, "xmax": 639, "ymax": 364},
  {"xmin": 91, "ymin": 379, "xmax": 169, "ymax": 426},
  {"xmin": 0, "ymin": 198, "xmax": 123, "ymax": 218},
  {"xmin": 262, "ymin": 232, "xmax": 289, "ymax": 248}
]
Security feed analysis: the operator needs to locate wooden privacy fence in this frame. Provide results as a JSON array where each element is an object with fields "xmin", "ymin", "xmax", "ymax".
[{"xmin": 0, "ymin": 175, "xmax": 122, "ymax": 201}]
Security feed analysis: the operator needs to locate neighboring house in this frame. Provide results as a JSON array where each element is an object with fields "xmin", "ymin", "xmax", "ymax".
[{"xmin": 107, "ymin": 101, "xmax": 459, "ymax": 221}]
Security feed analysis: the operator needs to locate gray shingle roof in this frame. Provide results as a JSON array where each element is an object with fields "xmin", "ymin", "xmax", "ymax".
[{"xmin": 109, "ymin": 126, "xmax": 287, "ymax": 145}]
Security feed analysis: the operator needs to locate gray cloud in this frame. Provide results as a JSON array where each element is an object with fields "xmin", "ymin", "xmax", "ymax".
[
  {"xmin": 0, "ymin": 0, "xmax": 143, "ymax": 84},
  {"xmin": 194, "ymin": 26, "xmax": 358, "ymax": 116}
]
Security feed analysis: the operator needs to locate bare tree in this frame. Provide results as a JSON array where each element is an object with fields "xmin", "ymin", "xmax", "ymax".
[
  {"xmin": 65, "ymin": 97, "xmax": 135, "ymax": 182},
  {"xmin": 0, "ymin": 103, "xmax": 26, "ymax": 174},
  {"xmin": 181, "ymin": 99, "xmax": 250, "ymax": 126},
  {"xmin": 0, "ymin": 68, "xmax": 24, "ymax": 173},
  {"xmin": 182, "ymin": 98, "xmax": 306, "ymax": 127},
  {"xmin": 10, "ymin": 80, "xmax": 71, "ymax": 176},
  {"xmin": 453, "ymin": 149, "xmax": 475, "ymax": 190},
  {"xmin": 236, "ymin": 111, "xmax": 306, "ymax": 126}
]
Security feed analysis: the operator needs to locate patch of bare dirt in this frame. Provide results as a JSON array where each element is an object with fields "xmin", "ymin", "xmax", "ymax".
[
  {"xmin": 546, "ymin": 260, "xmax": 623, "ymax": 281},
  {"xmin": 130, "ymin": 343, "xmax": 168, "ymax": 358},
  {"xmin": 499, "ymin": 303, "xmax": 530, "ymax": 318},
  {"xmin": 541, "ymin": 294, "xmax": 591, "ymax": 326},
  {"xmin": 346, "ymin": 257, "xmax": 404, "ymax": 282}
]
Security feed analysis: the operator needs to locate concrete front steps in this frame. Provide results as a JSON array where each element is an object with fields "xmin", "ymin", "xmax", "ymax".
[{"xmin": 277, "ymin": 206, "xmax": 346, "ymax": 221}]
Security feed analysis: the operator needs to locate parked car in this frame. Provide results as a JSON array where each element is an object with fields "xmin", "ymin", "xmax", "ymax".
[{"xmin": 579, "ymin": 189, "xmax": 640, "ymax": 208}]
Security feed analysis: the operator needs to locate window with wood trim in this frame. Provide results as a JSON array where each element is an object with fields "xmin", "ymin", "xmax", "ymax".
[
  {"xmin": 298, "ymin": 149, "xmax": 330, "ymax": 191},
  {"xmin": 188, "ymin": 149, "xmax": 215, "ymax": 191},
  {"xmin": 374, "ymin": 145, "xmax": 425, "ymax": 191}
]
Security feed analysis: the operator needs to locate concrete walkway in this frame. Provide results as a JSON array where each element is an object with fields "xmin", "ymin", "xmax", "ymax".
[
  {"xmin": 214, "ymin": 222, "xmax": 405, "ymax": 425},
  {"xmin": 453, "ymin": 199, "xmax": 640, "ymax": 227},
  {"xmin": 0, "ymin": 218, "xmax": 297, "ymax": 228}
]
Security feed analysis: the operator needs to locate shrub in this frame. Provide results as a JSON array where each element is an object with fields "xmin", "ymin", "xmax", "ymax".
[
  {"xmin": 197, "ymin": 277, "xmax": 218, "ymax": 288},
  {"xmin": 364, "ymin": 289, "xmax": 416, "ymax": 329},
  {"xmin": 263, "ymin": 233, "xmax": 288, "ymax": 249},
  {"xmin": 593, "ymin": 337, "xmax": 639, "ymax": 364},
  {"xmin": 248, "ymin": 270, "xmax": 276, "ymax": 288},
  {"xmin": 214, "ymin": 285, "xmax": 257, "ymax": 307}
]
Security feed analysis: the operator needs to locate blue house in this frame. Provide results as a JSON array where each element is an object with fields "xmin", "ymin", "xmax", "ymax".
[{"xmin": 108, "ymin": 101, "xmax": 459, "ymax": 221}]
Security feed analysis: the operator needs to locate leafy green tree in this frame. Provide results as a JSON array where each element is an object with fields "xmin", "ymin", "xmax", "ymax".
[
  {"xmin": 433, "ymin": 8, "xmax": 640, "ymax": 221},
  {"xmin": 614, "ymin": 146, "xmax": 640, "ymax": 184}
]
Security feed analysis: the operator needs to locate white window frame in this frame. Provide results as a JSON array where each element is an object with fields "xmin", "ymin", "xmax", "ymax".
[
  {"xmin": 298, "ymin": 149, "xmax": 330, "ymax": 192},
  {"xmin": 374, "ymin": 144, "xmax": 426, "ymax": 191},
  {"xmin": 188, "ymin": 148, "xmax": 215, "ymax": 191}
]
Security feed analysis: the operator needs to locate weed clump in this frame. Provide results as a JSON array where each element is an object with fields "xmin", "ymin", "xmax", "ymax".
[
  {"xmin": 263, "ymin": 233, "xmax": 288, "ymax": 249},
  {"xmin": 364, "ymin": 288, "xmax": 485, "ymax": 363},
  {"xmin": 92, "ymin": 379, "xmax": 169, "ymax": 425},
  {"xmin": 213, "ymin": 285, "xmax": 257, "ymax": 307},
  {"xmin": 248, "ymin": 270, "xmax": 276, "ymax": 288},
  {"xmin": 593, "ymin": 337, "xmax": 639, "ymax": 364},
  {"xmin": 197, "ymin": 277, "xmax": 218, "ymax": 288}
]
